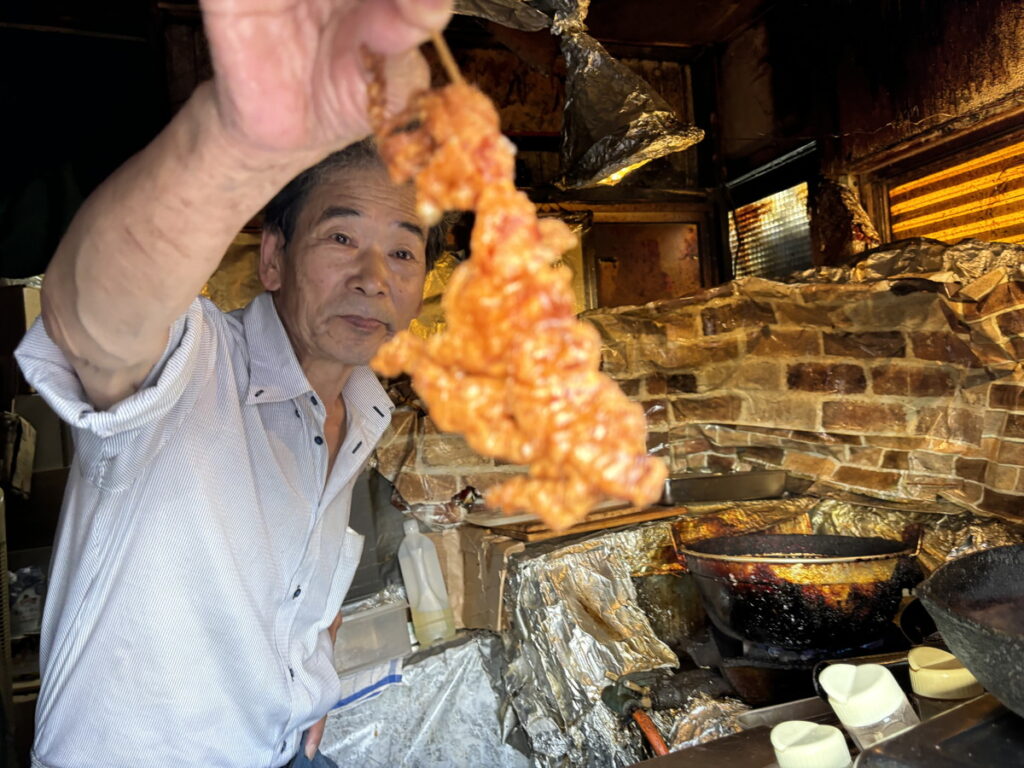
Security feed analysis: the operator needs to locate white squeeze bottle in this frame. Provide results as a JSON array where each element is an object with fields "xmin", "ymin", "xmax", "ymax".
[
  {"xmin": 398, "ymin": 519, "xmax": 456, "ymax": 648},
  {"xmin": 819, "ymin": 663, "xmax": 919, "ymax": 750}
]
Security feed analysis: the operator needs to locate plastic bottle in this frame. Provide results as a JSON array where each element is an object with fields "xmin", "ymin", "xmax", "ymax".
[
  {"xmin": 769, "ymin": 720, "xmax": 853, "ymax": 768},
  {"xmin": 818, "ymin": 663, "xmax": 920, "ymax": 750},
  {"xmin": 908, "ymin": 646, "xmax": 984, "ymax": 720},
  {"xmin": 397, "ymin": 518, "xmax": 456, "ymax": 648}
]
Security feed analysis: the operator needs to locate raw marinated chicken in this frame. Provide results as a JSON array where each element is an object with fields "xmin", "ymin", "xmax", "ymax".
[{"xmin": 371, "ymin": 82, "xmax": 667, "ymax": 531}]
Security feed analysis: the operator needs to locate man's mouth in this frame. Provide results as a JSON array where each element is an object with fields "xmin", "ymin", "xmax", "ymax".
[{"xmin": 339, "ymin": 315, "xmax": 388, "ymax": 332}]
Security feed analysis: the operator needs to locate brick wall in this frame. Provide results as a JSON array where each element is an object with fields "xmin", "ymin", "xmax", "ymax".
[{"xmin": 374, "ymin": 246, "xmax": 1024, "ymax": 524}]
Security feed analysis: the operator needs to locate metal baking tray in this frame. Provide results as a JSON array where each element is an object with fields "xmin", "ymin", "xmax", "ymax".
[{"xmin": 660, "ymin": 470, "xmax": 788, "ymax": 505}]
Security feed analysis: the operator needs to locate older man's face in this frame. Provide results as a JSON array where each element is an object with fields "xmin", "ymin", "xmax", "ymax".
[{"xmin": 260, "ymin": 162, "xmax": 427, "ymax": 370}]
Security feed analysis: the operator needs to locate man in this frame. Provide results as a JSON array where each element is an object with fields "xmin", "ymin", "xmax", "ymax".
[{"xmin": 13, "ymin": 1, "xmax": 452, "ymax": 766}]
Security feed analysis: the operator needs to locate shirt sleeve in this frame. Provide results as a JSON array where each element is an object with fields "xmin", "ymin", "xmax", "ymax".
[{"xmin": 14, "ymin": 298, "xmax": 217, "ymax": 491}]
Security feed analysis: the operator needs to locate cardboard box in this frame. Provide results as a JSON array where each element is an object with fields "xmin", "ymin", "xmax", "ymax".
[
  {"xmin": 427, "ymin": 526, "xmax": 525, "ymax": 632},
  {"xmin": 13, "ymin": 395, "xmax": 72, "ymax": 472},
  {"xmin": 0, "ymin": 413, "xmax": 35, "ymax": 498}
]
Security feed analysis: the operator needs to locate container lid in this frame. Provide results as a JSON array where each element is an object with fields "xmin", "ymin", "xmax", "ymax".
[
  {"xmin": 770, "ymin": 721, "xmax": 851, "ymax": 768},
  {"xmin": 908, "ymin": 646, "xmax": 984, "ymax": 700},
  {"xmin": 819, "ymin": 663, "xmax": 907, "ymax": 727}
]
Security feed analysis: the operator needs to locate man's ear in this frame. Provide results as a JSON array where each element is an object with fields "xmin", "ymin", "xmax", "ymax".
[{"xmin": 258, "ymin": 228, "xmax": 286, "ymax": 291}]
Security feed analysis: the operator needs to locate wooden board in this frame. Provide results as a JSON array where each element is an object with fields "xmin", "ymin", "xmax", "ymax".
[{"xmin": 470, "ymin": 504, "xmax": 690, "ymax": 543}]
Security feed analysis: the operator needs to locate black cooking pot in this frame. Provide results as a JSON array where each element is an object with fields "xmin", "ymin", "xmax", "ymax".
[
  {"xmin": 680, "ymin": 533, "xmax": 922, "ymax": 650},
  {"xmin": 918, "ymin": 544, "xmax": 1024, "ymax": 719}
]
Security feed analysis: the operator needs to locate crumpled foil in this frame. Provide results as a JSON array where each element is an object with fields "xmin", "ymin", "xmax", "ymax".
[
  {"xmin": 503, "ymin": 525, "xmax": 680, "ymax": 767},
  {"xmin": 798, "ymin": 237, "xmax": 1024, "ymax": 286},
  {"xmin": 809, "ymin": 178, "xmax": 881, "ymax": 268},
  {"xmin": 454, "ymin": 0, "xmax": 551, "ymax": 31},
  {"xmin": 321, "ymin": 632, "xmax": 530, "ymax": 767},
  {"xmin": 796, "ymin": 238, "xmax": 1024, "ymax": 371},
  {"xmin": 808, "ymin": 497, "xmax": 1024, "ymax": 573},
  {"xmin": 457, "ymin": 0, "xmax": 704, "ymax": 189},
  {"xmin": 340, "ymin": 583, "xmax": 407, "ymax": 617},
  {"xmin": 667, "ymin": 692, "xmax": 749, "ymax": 752},
  {"xmin": 554, "ymin": 9, "xmax": 704, "ymax": 189}
]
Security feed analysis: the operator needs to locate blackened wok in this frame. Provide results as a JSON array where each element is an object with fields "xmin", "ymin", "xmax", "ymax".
[
  {"xmin": 680, "ymin": 533, "xmax": 922, "ymax": 650},
  {"xmin": 918, "ymin": 544, "xmax": 1024, "ymax": 719}
]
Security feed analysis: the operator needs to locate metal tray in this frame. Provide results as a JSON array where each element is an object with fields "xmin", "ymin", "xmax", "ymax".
[{"xmin": 660, "ymin": 470, "xmax": 788, "ymax": 505}]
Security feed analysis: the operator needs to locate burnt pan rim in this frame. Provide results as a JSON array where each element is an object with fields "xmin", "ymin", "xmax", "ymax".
[{"xmin": 679, "ymin": 533, "xmax": 913, "ymax": 563}]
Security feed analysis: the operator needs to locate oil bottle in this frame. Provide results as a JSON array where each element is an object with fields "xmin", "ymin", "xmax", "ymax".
[{"xmin": 397, "ymin": 518, "xmax": 456, "ymax": 648}]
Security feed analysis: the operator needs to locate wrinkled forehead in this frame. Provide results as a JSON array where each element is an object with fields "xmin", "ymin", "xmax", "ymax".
[{"xmin": 298, "ymin": 162, "xmax": 421, "ymax": 233}]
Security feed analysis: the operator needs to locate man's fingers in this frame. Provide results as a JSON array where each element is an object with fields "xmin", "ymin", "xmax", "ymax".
[
  {"xmin": 305, "ymin": 716, "xmax": 327, "ymax": 760},
  {"xmin": 393, "ymin": 0, "xmax": 453, "ymax": 33},
  {"xmin": 357, "ymin": 0, "xmax": 452, "ymax": 56}
]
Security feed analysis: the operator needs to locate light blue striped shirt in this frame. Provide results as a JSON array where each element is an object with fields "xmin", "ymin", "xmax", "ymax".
[{"xmin": 16, "ymin": 292, "xmax": 393, "ymax": 768}]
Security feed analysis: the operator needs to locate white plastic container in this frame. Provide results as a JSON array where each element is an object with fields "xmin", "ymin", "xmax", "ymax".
[
  {"xmin": 333, "ymin": 600, "xmax": 411, "ymax": 675},
  {"xmin": 770, "ymin": 720, "xmax": 852, "ymax": 768},
  {"xmin": 397, "ymin": 519, "xmax": 456, "ymax": 648},
  {"xmin": 818, "ymin": 663, "xmax": 919, "ymax": 750},
  {"xmin": 908, "ymin": 646, "xmax": 984, "ymax": 720}
]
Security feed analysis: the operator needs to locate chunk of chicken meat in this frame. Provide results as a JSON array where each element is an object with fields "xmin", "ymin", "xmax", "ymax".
[{"xmin": 372, "ymin": 83, "xmax": 667, "ymax": 531}]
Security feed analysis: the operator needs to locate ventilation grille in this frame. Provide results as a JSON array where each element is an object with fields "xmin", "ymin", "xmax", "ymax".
[
  {"xmin": 889, "ymin": 138, "xmax": 1024, "ymax": 244},
  {"xmin": 729, "ymin": 182, "xmax": 812, "ymax": 279}
]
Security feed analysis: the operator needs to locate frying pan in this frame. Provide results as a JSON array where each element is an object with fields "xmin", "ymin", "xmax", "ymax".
[
  {"xmin": 917, "ymin": 544, "xmax": 1024, "ymax": 718},
  {"xmin": 680, "ymin": 534, "xmax": 922, "ymax": 650}
]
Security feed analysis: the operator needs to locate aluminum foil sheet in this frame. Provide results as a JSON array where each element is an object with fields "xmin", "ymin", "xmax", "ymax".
[
  {"xmin": 463, "ymin": 0, "xmax": 705, "ymax": 189},
  {"xmin": 503, "ymin": 526, "xmax": 680, "ymax": 766},
  {"xmin": 795, "ymin": 238, "xmax": 1024, "ymax": 371},
  {"xmin": 339, "ymin": 583, "xmax": 406, "ymax": 616},
  {"xmin": 798, "ymin": 237, "xmax": 1024, "ymax": 286},
  {"xmin": 808, "ymin": 497, "xmax": 1024, "ymax": 573},
  {"xmin": 555, "ymin": 29, "xmax": 704, "ymax": 189},
  {"xmin": 321, "ymin": 632, "xmax": 530, "ymax": 768},
  {"xmin": 454, "ymin": 0, "xmax": 551, "ymax": 31},
  {"xmin": 667, "ymin": 692, "xmax": 749, "ymax": 752}
]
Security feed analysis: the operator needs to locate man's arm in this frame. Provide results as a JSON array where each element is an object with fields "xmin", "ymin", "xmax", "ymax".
[
  {"xmin": 42, "ymin": 0, "xmax": 450, "ymax": 410},
  {"xmin": 41, "ymin": 87, "xmax": 317, "ymax": 409}
]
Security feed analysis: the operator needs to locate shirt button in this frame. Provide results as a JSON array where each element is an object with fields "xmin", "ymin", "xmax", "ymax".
[
  {"xmin": 314, "ymin": 436, "xmax": 324, "ymax": 446},
  {"xmin": 293, "ymin": 587, "xmax": 301, "ymax": 598},
  {"xmin": 311, "ymin": 395, "xmax": 319, "ymax": 406},
  {"xmin": 294, "ymin": 408, "xmax": 301, "ymax": 418},
  {"xmin": 289, "ymin": 666, "xmax": 295, "ymax": 680}
]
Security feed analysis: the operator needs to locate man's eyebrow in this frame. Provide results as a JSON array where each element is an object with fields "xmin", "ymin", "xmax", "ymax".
[
  {"xmin": 397, "ymin": 221, "xmax": 426, "ymax": 242},
  {"xmin": 316, "ymin": 206, "xmax": 361, "ymax": 224},
  {"xmin": 316, "ymin": 206, "xmax": 424, "ymax": 242}
]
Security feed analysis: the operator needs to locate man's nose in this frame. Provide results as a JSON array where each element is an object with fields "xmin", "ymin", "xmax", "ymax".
[{"xmin": 350, "ymin": 246, "xmax": 388, "ymax": 296}]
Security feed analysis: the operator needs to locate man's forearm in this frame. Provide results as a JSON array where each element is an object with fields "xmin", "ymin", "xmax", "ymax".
[{"xmin": 42, "ymin": 82, "xmax": 327, "ymax": 403}]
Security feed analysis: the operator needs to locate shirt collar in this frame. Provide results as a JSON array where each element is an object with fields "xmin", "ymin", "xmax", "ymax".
[
  {"xmin": 241, "ymin": 293, "xmax": 395, "ymax": 434},
  {"xmin": 242, "ymin": 292, "xmax": 311, "ymax": 405}
]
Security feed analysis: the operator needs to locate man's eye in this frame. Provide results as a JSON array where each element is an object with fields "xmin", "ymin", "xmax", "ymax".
[
  {"xmin": 331, "ymin": 233, "xmax": 352, "ymax": 246},
  {"xmin": 393, "ymin": 249, "xmax": 416, "ymax": 261}
]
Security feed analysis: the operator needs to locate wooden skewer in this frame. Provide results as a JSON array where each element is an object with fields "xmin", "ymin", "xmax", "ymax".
[{"xmin": 431, "ymin": 31, "xmax": 465, "ymax": 86}]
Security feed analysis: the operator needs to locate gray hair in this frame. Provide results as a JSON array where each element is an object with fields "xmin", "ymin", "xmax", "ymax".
[{"xmin": 262, "ymin": 138, "xmax": 445, "ymax": 271}]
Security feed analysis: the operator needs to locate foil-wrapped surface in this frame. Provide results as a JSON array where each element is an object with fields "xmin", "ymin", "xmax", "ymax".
[
  {"xmin": 340, "ymin": 582, "xmax": 406, "ymax": 616},
  {"xmin": 504, "ymin": 524, "xmax": 680, "ymax": 766},
  {"xmin": 797, "ymin": 237, "xmax": 1024, "ymax": 371},
  {"xmin": 799, "ymin": 237, "xmax": 1024, "ymax": 286},
  {"xmin": 555, "ymin": 28, "xmax": 704, "ymax": 189},
  {"xmin": 321, "ymin": 632, "xmax": 530, "ymax": 767},
  {"xmin": 458, "ymin": 0, "xmax": 704, "ymax": 189},
  {"xmin": 808, "ymin": 497, "xmax": 1024, "ymax": 572},
  {"xmin": 667, "ymin": 692, "xmax": 749, "ymax": 752},
  {"xmin": 454, "ymin": 0, "xmax": 551, "ymax": 31}
]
